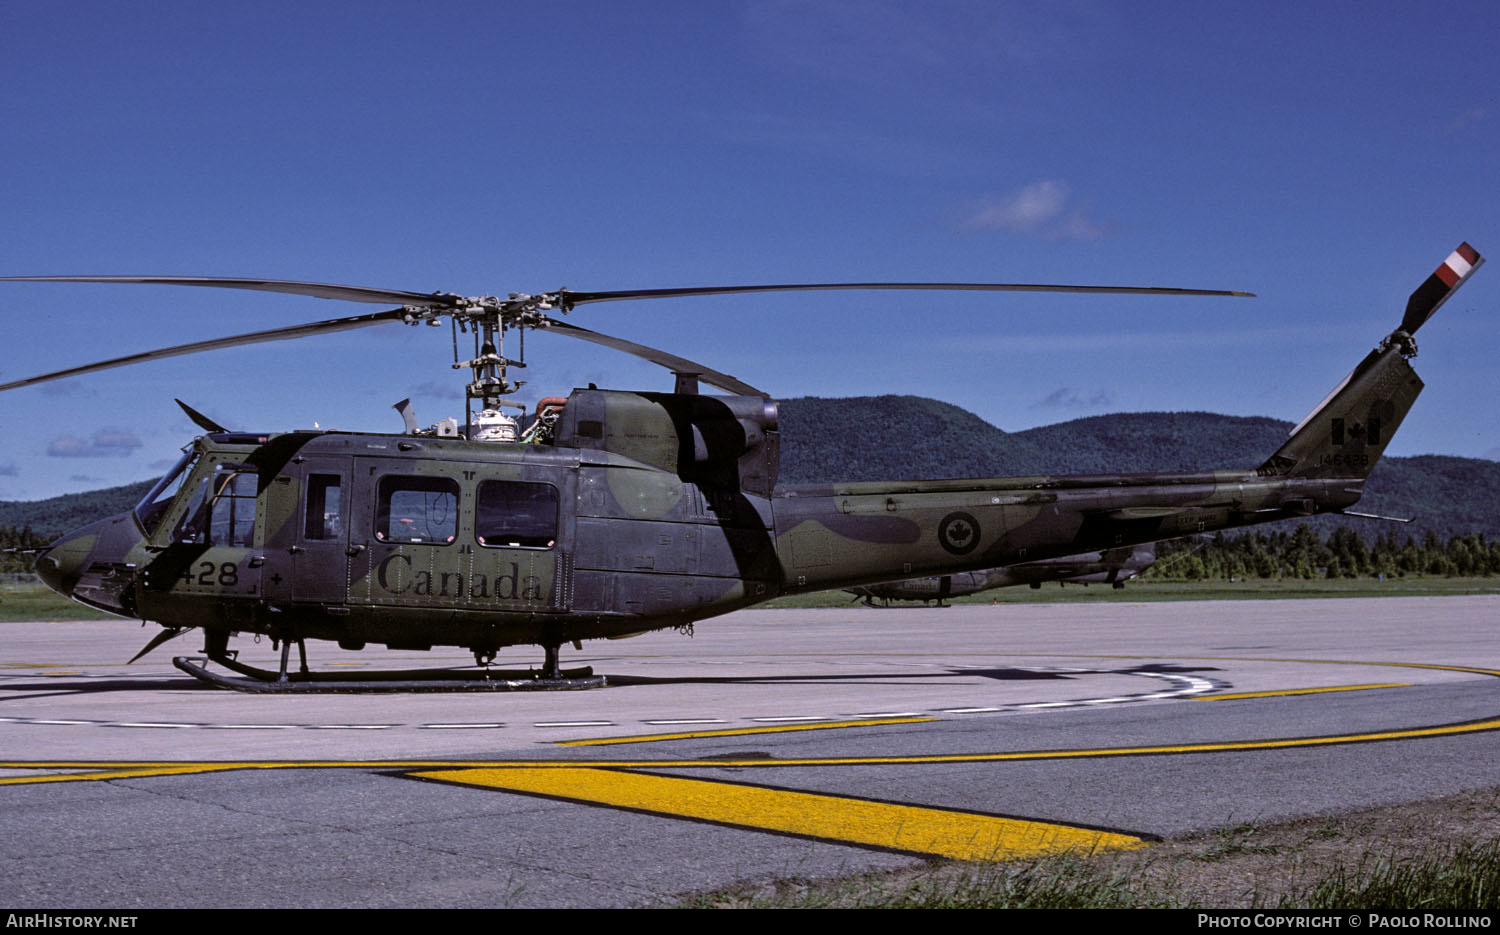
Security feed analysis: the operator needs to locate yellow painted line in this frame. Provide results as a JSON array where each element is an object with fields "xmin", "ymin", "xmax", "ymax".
[
  {"xmin": 558, "ymin": 716, "xmax": 937, "ymax": 746},
  {"xmin": 409, "ymin": 766, "xmax": 1146, "ymax": 861},
  {"xmin": 0, "ymin": 764, "xmax": 250, "ymax": 786},
  {"xmin": 1199, "ymin": 683, "xmax": 1409, "ymax": 701}
]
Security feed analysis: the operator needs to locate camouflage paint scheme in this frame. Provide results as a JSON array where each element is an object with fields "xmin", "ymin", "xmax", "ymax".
[{"xmin": 28, "ymin": 247, "xmax": 1469, "ymax": 664}]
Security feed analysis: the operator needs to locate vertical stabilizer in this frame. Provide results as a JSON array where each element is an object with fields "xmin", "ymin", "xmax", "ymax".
[{"xmin": 1258, "ymin": 346, "xmax": 1422, "ymax": 479}]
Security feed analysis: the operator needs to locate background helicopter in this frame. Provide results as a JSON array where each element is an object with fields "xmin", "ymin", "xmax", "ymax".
[
  {"xmin": 846, "ymin": 543, "xmax": 1157, "ymax": 607},
  {"xmin": 0, "ymin": 242, "xmax": 1481, "ymax": 690}
]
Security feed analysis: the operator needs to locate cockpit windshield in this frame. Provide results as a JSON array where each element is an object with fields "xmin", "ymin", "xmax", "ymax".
[{"xmin": 133, "ymin": 449, "xmax": 199, "ymax": 536}]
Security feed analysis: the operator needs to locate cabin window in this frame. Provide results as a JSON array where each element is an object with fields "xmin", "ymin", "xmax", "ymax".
[
  {"xmin": 476, "ymin": 480, "xmax": 558, "ymax": 549},
  {"xmin": 376, "ymin": 476, "xmax": 458, "ymax": 544},
  {"xmin": 304, "ymin": 474, "xmax": 343, "ymax": 540},
  {"xmin": 172, "ymin": 464, "xmax": 258, "ymax": 547}
]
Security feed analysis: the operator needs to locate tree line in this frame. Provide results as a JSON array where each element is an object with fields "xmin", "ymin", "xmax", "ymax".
[
  {"xmin": 0, "ymin": 524, "xmax": 50, "ymax": 573},
  {"xmin": 1148, "ymin": 524, "xmax": 1500, "ymax": 581}
]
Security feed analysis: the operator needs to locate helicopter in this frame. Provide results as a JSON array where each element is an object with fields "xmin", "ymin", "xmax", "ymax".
[
  {"xmin": 845, "ymin": 543, "xmax": 1157, "ymax": 607},
  {"xmin": 0, "ymin": 242, "xmax": 1482, "ymax": 690}
]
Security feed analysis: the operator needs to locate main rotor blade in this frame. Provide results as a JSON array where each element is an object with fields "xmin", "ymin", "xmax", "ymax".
[
  {"xmin": 560, "ymin": 282, "xmax": 1255, "ymax": 306},
  {"xmin": 0, "ymin": 275, "xmax": 458, "ymax": 307},
  {"xmin": 540, "ymin": 319, "xmax": 766, "ymax": 396},
  {"xmin": 0, "ymin": 308, "xmax": 411, "ymax": 392}
]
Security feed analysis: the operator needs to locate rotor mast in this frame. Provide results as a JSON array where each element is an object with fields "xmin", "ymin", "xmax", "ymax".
[
  {"xmin": 453, "ymin": 304, "xmax": 521, "ymax": 408},
  {"xmin": 440, "ymin": 292, "xmax": 569, "ymax": 432}
]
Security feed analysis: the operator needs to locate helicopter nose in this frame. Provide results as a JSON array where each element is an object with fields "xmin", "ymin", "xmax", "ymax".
[
  {"xmin": 31, "ymin": 513, "xmax": 141, "ymax": 616},
  {"xmin": 33, "ymin": 538, "xmax": 89, "ymax": 597},
  {"xmin": 34, "ymin": 548, "xmax": 65, "ymax": 593}
]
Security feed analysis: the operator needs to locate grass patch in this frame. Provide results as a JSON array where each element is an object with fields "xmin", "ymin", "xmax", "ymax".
[
  {"xmin": 0, "ymin": 582, "xmax": 118, "ymax": 621},
  {"xmin": 684, "ymin": 787, "xmax": 1500, "ymax": 909},
  {"xmin": 687, "ymin": 856, "xmax": 1172, "ymax": 909},
  {"xmin": 1284, "ymin": 840, "xmax": 1500, "ymax": 911}
]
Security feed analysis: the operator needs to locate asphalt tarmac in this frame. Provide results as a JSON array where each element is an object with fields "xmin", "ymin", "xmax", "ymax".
[{"xmin": 4, "ymin": 596, "xmax": 1499, "ymax": 908}]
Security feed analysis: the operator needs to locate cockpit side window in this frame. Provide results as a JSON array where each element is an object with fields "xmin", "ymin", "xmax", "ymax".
[{"xmin": 172, "ymin": 465, "xmax": 258, "ymax": 547}]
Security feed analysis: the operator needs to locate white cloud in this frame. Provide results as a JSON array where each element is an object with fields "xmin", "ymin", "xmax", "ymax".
[
  {"xmin": 47, "ymin": 428, "xmax": 143, "ymax": 458},
  {"xmin": 958, "ymin": 180, "xmax": 1110, "ymax": 241}
]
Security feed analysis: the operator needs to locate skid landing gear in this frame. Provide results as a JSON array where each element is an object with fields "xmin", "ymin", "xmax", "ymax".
[{"xmin": 172, "ymin": 631, "xmax": 605, "ymax": 693}]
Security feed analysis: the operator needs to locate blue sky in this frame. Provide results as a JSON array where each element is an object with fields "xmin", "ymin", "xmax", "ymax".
[{"xmin": 2, "ymin": 1, "xmax": 1497, "ymax": 500}]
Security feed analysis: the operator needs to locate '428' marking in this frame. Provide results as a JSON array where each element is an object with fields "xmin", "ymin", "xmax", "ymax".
[{"xmin": 179, "ymin": 561, "xmax": 239, "ymax": 587}]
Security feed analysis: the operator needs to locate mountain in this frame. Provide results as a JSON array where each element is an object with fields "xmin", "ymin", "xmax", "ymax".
[
  {"xmin": 775, "ymin": 395, "xmax": 1052, "ymax": 482},
  {"xmin": 775, "ymin": 398, "xmax": 1291, "ymax": 482}
]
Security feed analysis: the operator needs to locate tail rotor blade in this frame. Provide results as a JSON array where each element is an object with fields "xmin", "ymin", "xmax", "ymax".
[{"xmin": 1401, "ymin": 242, "xmax": 1483, "ymax": 335}]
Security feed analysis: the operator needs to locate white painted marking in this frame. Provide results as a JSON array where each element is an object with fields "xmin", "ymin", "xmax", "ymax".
[
  {"xmin": 112, "ymin": 722, "xmax": 193, "ymax": 728},
  {"xmin": 534, "ymin": 721, "xmax": 613, "ymax": 728},
  {"xmin": 31, "ymin": 719, "xmax": 92, "ymax": 725},
  {"xmin": 211, "ymin": 724, "xmax": 297, "ymax": 730},
  {"xmin": 422, "ymin": 723, "xmax": 505, "ymax": 729},
  {"xmin": 308, "ymin": 725, "xmax": 391, "ymax": 730},
  {"xmin": 939, "ymin": 707, "xmax": 1002, "ymax": 714}
]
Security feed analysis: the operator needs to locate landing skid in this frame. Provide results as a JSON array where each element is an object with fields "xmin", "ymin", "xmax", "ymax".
[{"xmin": 172, "ymin": 655, "xmax": 606, "ymax": 692}]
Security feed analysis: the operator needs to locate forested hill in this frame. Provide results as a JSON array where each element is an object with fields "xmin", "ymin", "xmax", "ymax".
[
  {"xmin": 0, "ymin": 479, "xmax": 154, "ymax": 541},
  {"xmin": 777, "ymin": 400, "xmax": 1293, "ymax": 481},
  {"xmin": 775, "ymin": 395, "xmax": 1053, "ymax": 482},
  {"xmin": 777, "ymin": 396, "xmax": 1500, "ymax": 541},
  {"xmin": 1010, "ymin": 412, "xmax": 1291, "ymax": 474},
  {"xmin": 2, "ymin": 397, "xmax": 1497, "ymax": 542}
]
